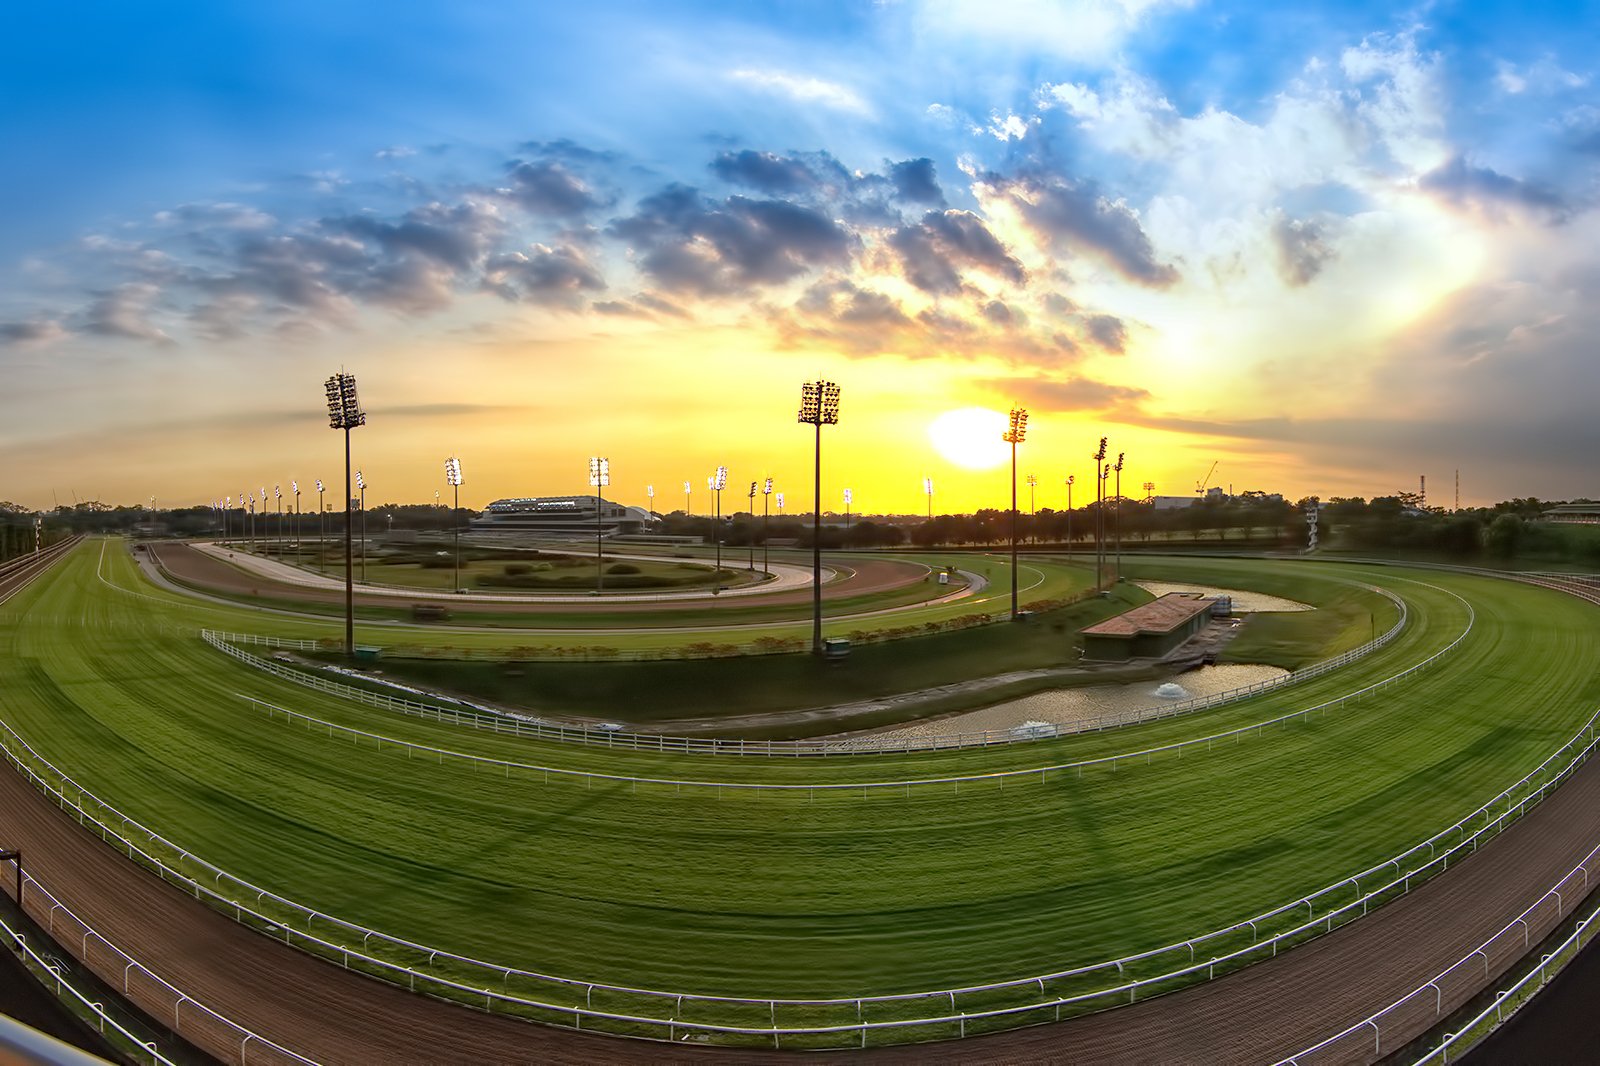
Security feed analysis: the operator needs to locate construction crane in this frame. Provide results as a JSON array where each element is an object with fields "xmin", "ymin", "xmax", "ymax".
[{"xmin": 1195, "ymin": 461, "xmax": 1218, "ymax": 496}]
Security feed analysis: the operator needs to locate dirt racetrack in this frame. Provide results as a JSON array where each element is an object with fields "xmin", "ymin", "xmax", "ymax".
[
  {"xmin": 6, "ymin": 546, "xmax": 1600, "ymax": 1063},
  {"xmin": 145, "ymin": 541, "xmax": 934, "ymax": 617}
]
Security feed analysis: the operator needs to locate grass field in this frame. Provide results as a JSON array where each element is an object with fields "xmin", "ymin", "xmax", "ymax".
[{"xmin": 3, "ymin": 541, "xmax": 1597, "ymax": 1045}]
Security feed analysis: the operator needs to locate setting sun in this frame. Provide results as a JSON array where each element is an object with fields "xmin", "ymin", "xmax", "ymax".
[{"xmin": 927, "ymin": 408, "xmax": 1012, "ymax": 471}]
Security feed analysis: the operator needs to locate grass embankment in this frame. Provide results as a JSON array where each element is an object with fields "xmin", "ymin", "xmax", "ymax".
[
  {"xmin": 1119, "ymin": 557, "xmax": 1403, "ymax": 669},
  {"xmin": 2, "ymin": 541, "xmax": 1595, "ymax": 1043}
]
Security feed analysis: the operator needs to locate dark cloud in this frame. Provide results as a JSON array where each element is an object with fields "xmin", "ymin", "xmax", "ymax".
[
  {"xmin": 888, "ymin": 158, "xmax": 945, "ymax": 206},
  {"xmin": 83, "ymin": 284, "xmax": 172, "ymax": 344},
  {"xmin": 483, "ymin": 245, "xmax": 605, "ymax": 306},
  {"xmin": 0, "ymin": 319, "xmax": 67, "ymax": 346},
  {"xmin": 889, "ymin": 210, "xmax": 1026, "ymax": 295},
  {"xmin": 710, "ymin": 150, "xmax": 819, "ymax": 193},
  {"xmin": 1083, "ymin": 313, "xmax": 1127, "ymax": 354},
  {"xmin": 1418, "ymin": 156, "xmax": 1566, "ymax": 221},
  {"xmin": 609, "ymin": 185, "xmax": 854, "ymax": 296},
  {"xmin": 985, "ymin": 173, "xmax": 1179, "ymax": 288},
  {"xmin": 1272, "ymin": 216, "xmax": 1333, "ymax": 287},
  {"xmin": 592, "ymin": 299, "xmax": 648, "ymax": 317},
  {"xmin": 634, "ymin": 292, "xmax": 690, "ymax": 319},
  {"xmin": 332, "ymin": 201, "xmax": 502, "ymax": 270},
  {"xmin": 503, "ymin": 160, "xmax": 606, "ymax": 217},
  {"xmin": 981, "ymin": 375, "xmax": 1150, "ymax": 412}
]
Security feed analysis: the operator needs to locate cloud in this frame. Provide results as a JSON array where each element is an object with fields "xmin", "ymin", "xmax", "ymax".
[
  {"xmin": 1083, "ymin": 313, "xmax": 1127, "ymax": 353},
  {"xmin": 900, "ymin": 0, "xmax": 1193, "ymax": 62},
  {"xmin": 609, "ymin": 185, "xmax": 855, "ymax": 296},
  {"xmin": 710, "ymin": 150, "xmax": 820, "ymax": 193},
  {"xmin": 1418, "ymin": 156, "xmax": 1566, "ymax": 221},
  {"xmin": 888, "ymin": 158, "xmax": 945, "ymax": 206},
  {"xmin": 0, "ymin": 318, "xmax": 67, "ymax": 347},
  {"xmin": 983, "ymin": 173, "xmax": 1178, "ymax": 287},
  {"xmin": 483, "ymin": 244, "xmax": 606, "ymax": 306},
  {"xmin": 981, "ymin": 374, "xmax": 1150, "ymax": 412},
  {"xmin": 502, "ymin": 159, "xmax": 607, "ymax": 217},
  {"xmin": 727, "ymin": 69, "xmax": 870, "ymax": 115},
  {"xmin": 83, "ymin": 284, "xmax": 172, "ymax": 344},
  {"xmin": 888, "ymin": 210, "xmax": 1027, "ymax": 295},
  {"xmin": 1271, "ymin": 215, "xmax": 1334, "ymax": 286}
]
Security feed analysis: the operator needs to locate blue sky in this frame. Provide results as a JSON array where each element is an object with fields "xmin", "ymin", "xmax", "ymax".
[{"xmin": 3, "ymin": 1, "xmax": 1599, "ymax": 510}]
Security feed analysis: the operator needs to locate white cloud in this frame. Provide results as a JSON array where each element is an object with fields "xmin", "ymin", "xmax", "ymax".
[
  {"xmin": 986, "ymin": 112, "xmax": 1032, "ymax": 141},
  {"xmin": 728, "ymin": 69, "xmax": 871, "ymax": 115},
  {"xmin": 902, "ymin": 0, "xmax": 1194, "ymax": 61}
]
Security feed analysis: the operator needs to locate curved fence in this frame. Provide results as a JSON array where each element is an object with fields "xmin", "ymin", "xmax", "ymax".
[
  {"xmin": 199, "ymin": 581, "xmax": 1407, "ymax": 756},
  {"xmin": 1, "ymin": 861, "xmax": 309, "ymax": 1065}
]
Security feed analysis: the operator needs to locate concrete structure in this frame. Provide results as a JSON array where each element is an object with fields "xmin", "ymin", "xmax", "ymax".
[
  {"xmin": 1080, "ymin": 592, "xmax": 1214, "ymax": 661},
  {"xmin": 1150, "ymin": 495, "xmax": 1198, "ymax": 511},
  {"xmin": 1542, "ymin": 504, "xmax": 1600, "ymax": 524},
  {"xmin": 471, "ymin": 495, "xmax": 654, "ymax": 537}
]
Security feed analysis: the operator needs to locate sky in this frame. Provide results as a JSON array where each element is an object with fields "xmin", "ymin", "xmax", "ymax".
[{"xmin": 3, "ymin": 0, "xmax": 1599, "ymax": 514}]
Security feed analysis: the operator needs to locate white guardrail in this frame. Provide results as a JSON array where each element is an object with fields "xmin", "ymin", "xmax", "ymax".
[
  {"xmin": 1280, "ymin": 839, "xmax": 1600, "ymax": 1064},
  {"xmin": 4, "ymin": 664, "xmax": 1597, "ymax": 1048},
  {"xmin": 212, "ymin": 582, "xmax": 1455, "ymax": 794},
  {"xmin": 198, "ymin": 582, "xmax": 1408, "ymax": 757},
  {"xmin": 0, "ymin": 863, "xmax": 313, "ymax": 1066}
]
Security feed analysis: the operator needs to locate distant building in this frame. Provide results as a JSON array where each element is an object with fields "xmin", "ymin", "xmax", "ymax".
[
  {"xmin": 472, "ymin": 495, "xmax": 655, "ymax": 537},
  {"xmin": 1150, "ymin": 495, "xmax": 1198, "ymax": 511},
  {"xmin": 1543, "ymin": 504, "xmax": 1600, "ymax": 524}
]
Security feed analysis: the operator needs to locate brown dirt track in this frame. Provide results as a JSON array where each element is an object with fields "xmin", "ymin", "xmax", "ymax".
[
  {"xmin": 144, "ymin": 542, "xmax": 934, "ymax": 617},
  {"xmin": 5, "ymin": 548, "xmax": 1600, "ymax": 1063}
]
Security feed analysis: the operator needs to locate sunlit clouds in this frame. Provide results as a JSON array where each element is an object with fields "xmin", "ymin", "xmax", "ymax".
[{"xmin": 2, "ymin": 2, "xmax": 1598, "ymax": 509}]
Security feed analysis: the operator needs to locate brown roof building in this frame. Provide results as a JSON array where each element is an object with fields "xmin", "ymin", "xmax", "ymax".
[{"xmin": 1080, "ymin": 592, "xmax": 1214, "ymax": 661}]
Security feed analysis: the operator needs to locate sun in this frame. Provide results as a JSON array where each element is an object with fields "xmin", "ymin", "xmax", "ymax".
[{"xmin": 927, "ymin": 407, "xmax": 1012, "ymax": 470}]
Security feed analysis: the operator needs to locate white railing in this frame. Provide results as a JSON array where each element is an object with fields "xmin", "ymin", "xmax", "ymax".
[
  {"xmin": 1281, "ymin": 840, "xmax": 1600, "ymax": 1064},
  {"xmin": 198, "ymin": 581, "xmax": 1410, "ymax": 757},
  {"xmin": 0, "ymin": 861, "xmax": 314, "ymax": 1066},
  {"xmin": 0, "ymin": 911, "xmax": 177, "ymax": 1066},
  {"xmin": 3, "ymin": 667, "xmax": 1596, "ymax": 1048}
]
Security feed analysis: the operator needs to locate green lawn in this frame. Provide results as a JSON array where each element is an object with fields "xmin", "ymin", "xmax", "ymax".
[{"xmin": 2, "ymin": 541, "xmax": 1596, "ymax": 1047}]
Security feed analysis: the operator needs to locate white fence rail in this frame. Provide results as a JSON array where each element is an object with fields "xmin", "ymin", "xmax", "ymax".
[
  {"xmin": 1281, "ymin": 840, "xmax": 1600, "ymax": 1064},
  {"xmin": 1, "ymin": 860, "xmax": 311, "ymax": 1065},
  {"xmin": 199, "ymin": 581, "xmax": 1407, "ymax": 757},
  {"xmin": 4, "ymin": 654, "xmax": 1598, "ymax": 1048}
]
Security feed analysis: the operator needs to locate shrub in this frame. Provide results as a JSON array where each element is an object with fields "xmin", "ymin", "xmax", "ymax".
[{"xmin": 606, "ymin": 562, "xmax": 641, "ymax": 575}]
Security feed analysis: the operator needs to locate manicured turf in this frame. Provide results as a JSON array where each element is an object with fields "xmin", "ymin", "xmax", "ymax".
[{"xmin": 2, "ymin": 541, "xmax": 1597, "ymax": 1043}]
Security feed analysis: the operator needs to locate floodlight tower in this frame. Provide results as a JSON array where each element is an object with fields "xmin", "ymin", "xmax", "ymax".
[
  {"xmin": 776, "ymin": 491, "xmax": 785, "ymax": 515},
  {"xmin": 1091, "ymin": 436, "xmax": 1108, "ymax": 588},
  {"xmin": 646, "ymin": 484, "xmax": 655, "ymax": 520},
  {"xmin": 274, "ymin": 485, "xmax": 282, "ymax": 559},
  {"xmin": 762, "ymin": 477, "xmax": 773, "ymax": 574},
  {"xmin": 316, "ymin": 480, "xmax": 326, "ymax": 573},
  {"xmin": 292, "ymin": 480, "xmax": 302, "ymax": 557},
  {"xmin": 1004, "ymin": 406, "xmax": 1029, "ymax": 619},
  {"xmin": 709, "ymin": 465, "xmax": 728, "ymax": 581},
  {"xmin": 683, "ymin": 481, "xmax": 691, "ymax": 518},
  {"xmin": 798, "ymin": 380, "xmax": 840, "ymax": 655},
  {"xmin": 924, "ymin": 476, "xmax": 933, "ymax": 521},
  {"xmin": 1113, "ymin": 452, "xmax": 1125, "ymax": 580},
  {"xmin": 843, "ymin": 488, "xmax": 852, "ymax": 536},
  {"xmin": 223, "ymin": 496, "xmax": 231, "ymax": 544},
  {"xmin": 589, "ymin": 457, "xmax": 609, "ymax": 593},
  {"xmin": 445, "ymin": 457, "xmax": 464, "ymax": 593},
  {"xmin": 355, "ymin": 470, "xmax": 367, "ymax": 582},
  {"xmin": 1065, "ymin": 476, "xmax": 1075, "ymax": 558},
  {"xmin": 1026, "ymin": 473, "xmax": 1038, "ymax": 542},
  {"xmin": 259, "ymin": 487, "xmax": 267, "ymax": 553},
  {"xmin": 324, "ymin": 371, "xmax": 367, "ymax": 657},
  {"xmin": 747, "ymin": 481, "xmax": 757, "ymax": 569}
]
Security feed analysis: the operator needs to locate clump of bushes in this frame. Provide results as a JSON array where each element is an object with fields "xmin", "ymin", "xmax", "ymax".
[{"xmin": 606, "ymin": 562, "xmax": 641, "ymax": 575}]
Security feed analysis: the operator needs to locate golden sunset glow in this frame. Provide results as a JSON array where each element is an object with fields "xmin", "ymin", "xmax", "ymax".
[{"xmin": 927, "ymin": 408, "xmax": 1012, "ymax": 471}]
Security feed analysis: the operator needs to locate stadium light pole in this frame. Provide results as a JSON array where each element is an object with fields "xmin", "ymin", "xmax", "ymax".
[
  {"xmin": 747, "ymin": 481, "xmax": 757, "ymax": 569},
  {"xmin": 324, "ymin": 372, "xmax": 367, "ymax": 657},
  {"xmin": 709, "ymin": 465, "xmax": 728, "ymax": 583},
  {"xmin": 259, "ymin": 487, "xmax": 267, "ymax": 554},
  {"xmin": 355, "ymin": 470, "xmax": 368, "ymax": 583},
  {"xmin": 1091, "ymin": 436, "xmax": 1108, "ymax": 588},
  {"xmin": 843, "ymin": 488, "xmax": 852, "ymax": 541},
  {"xmin": 924, "ymin": 476, "xmax": 933, "ymax": 521},
  {"xmin": 1065, "ymin": 476, "xmax": 1075, "ymax": 558},
  {"xmin": 274, "ymin": 485, "xmax": 283, "ymax": 559},
  {"xmin": 223, "ymin": 495, "xmax": 230, "ymax": 544},
  {"xmin": 683, "ymin": 481, "xmax": 691, "ymax": 518},
  {"xmin": 589, "ymin": 457, "xmax": 609, "ymax": 593},
  {"xmin": 798, "ymin": 380, "xmax": 839, "ymax": 655},
  {"xmin": 1114, "ymin": 452, "xmax": 1125, "ymax": 581},
  {"xmin": 1004, "ymin": 406, "xmax": 1029, "ymax": 619},
  {"xmin": 445, "ymin": 457, "xmax": 463, "ymax": 593},
  {"xmin": 1026, "ymin": 473, "xmax": 1038, "ymax": 543},
  {"xmin": 776, "ymin": 491, "xmax": 784, "ymax": 515},
  {"xmin": 292, "ymin": 480, "xmax": 301, "ymax": 558},
  {"xmin": 315, "ymin": 480, "xmax": 326, "ymax": 573},
  {"xmin": 762, "ymin": 477, "xmax": 773, "ymax": 574},
  {"xmin": 647, "ymin": 484, "xmax": 655, "ymax": 523}
]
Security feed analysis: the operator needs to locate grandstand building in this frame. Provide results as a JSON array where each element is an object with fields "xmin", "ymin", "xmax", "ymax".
[{"xmin": 472, "ymin": 495, "xmax": 655, "ymax": 537}]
